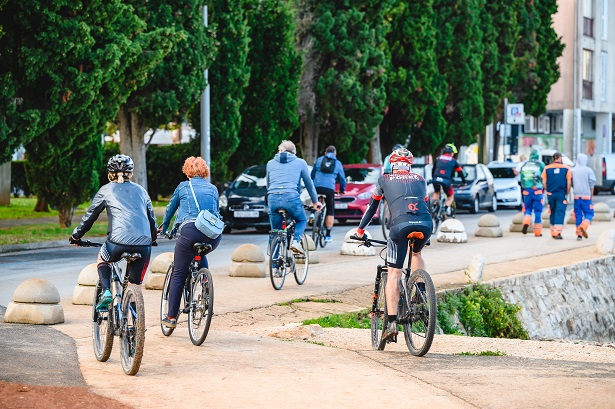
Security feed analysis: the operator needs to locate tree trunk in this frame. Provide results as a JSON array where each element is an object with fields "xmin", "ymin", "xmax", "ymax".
[
  {"xmin": 34, "ymin": 197, "xmax": 49, "ymax": 212},
  {"xmin": 116, "ymin": 109, "xmax": 148, "ymax": 190},
  {"xmin": 367, "ymin": 126, "xmax": 382, "ymax": 164},
  {"xmin": 58, "ymin": 205, "xmax": 75, "ymax": 228},
  {"xmin": 300, "ymin": 114, "xmax": 319, "ymax": 165}
]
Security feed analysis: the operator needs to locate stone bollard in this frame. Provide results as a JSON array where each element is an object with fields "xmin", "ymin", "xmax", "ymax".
[
  {"xmin": 595, "ymin": 229, "xmax": 615, "ymax": 254},
  {"xmin": 230, "ymin": 244, "xmax": 266, "ymax": 278},
  {"xmin": 566, "ymin": 210, "xmax": 576, "ymax": 225},
  {"xmin": 593, "ymin": 202, "xmax": 612, "ymax": 222},
  {"xmin": 72, "ymin": 263, "xmax": 98, "ymax": 305},
  {"xmin": 466, "ymin": 254, "xmax": 484, "ymax": 283},
  {"xmin": 509, "ymin": 212, "xmax": 525, "ymax": 233},
  {"xmin": 4, "ymin": 278, "xmax": 64, "ymax": 324},
  {"xmin": 297, "ymin": 236, "xmax": 319, "ymax": 264},
  {"xmin": 340, "ymin": 228, "xmax": 375, "ymax": 256},
  {"xmin": 436, "ymin": 219, "xmax": 467, "ymax": 243},
  {"xmin": 475, "ymin": 214, "xmax": 503, "ymax": 238},
  {"xmin": 542, "ymin": 208, "xmax": 551, "ymax": 228},
  {"xmin": 145, "ymin": 252, "xmax": 174, "ymax": 290}
]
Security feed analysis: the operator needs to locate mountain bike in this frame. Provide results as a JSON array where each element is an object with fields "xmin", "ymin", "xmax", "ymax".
[
  {"xmin": 75, "ymin": 239, "xmax": 145, "ymax": 375},
  {"xmin": 311, "ymin": 195, "xmax": 328, "ymax": 249},
  {"xmin": 351, "ymin": 232, "xmax": 436, "ymax": 356},
  {"xmin": 431, "ymin": 187, "xmax": 456, "ymax": 234},
  {"xmin": 159, "ymin": 229, "xmax": 214, "ymax": 346},
  {"xmin": 268, "ymin": 206, "xmax": 311, "ymax": 290}
]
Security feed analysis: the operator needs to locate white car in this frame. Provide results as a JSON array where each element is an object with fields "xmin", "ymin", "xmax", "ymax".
[{"xmin": 488, "ymin": 162, "xmax": 522, "ymax": 209}]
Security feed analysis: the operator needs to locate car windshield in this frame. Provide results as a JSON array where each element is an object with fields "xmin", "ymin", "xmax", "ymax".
[
  {"xmin": 345, "ymin": 167, "xmax": 380, "ymax": 184},
  {"xmin": 232, "ymin": 166, "xmax": 267, "ymax": 189},
  {"xmin": 489, "ymin": 167, "xmax": 516, "ymax": 178}
]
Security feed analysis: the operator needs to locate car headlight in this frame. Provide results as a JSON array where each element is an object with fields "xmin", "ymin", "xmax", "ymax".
[
  {"xmin": 219, "ymin": 194, "xmax": 228, "ymax": 208},
  {"xmin": 357, "ymin": 192, "xmax": 372, "ymax": 200}
]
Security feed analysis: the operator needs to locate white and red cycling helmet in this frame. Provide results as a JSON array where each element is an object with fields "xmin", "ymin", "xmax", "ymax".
[{"xmin": 389, "ymin": 148, "xmax": 414, "ymax": 171}]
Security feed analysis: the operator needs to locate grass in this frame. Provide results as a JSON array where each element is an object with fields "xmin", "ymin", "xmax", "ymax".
[
  {"xmin": 302, "ymin": 309, "xmax": 371, "ymax": 329},
  {"xmin": 457, "ymin": 350, "xmax": 507, "ymax": 356}
]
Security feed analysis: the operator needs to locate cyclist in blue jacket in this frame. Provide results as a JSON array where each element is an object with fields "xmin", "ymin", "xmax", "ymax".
[{"xmin": 311, "ymin": 145, "xmax": 346, "ymax": 243}]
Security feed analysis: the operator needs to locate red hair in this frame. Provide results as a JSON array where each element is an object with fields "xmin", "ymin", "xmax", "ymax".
[{"xmin": 182, "ymin": 156, "xmax": 209, "ymax": 178}]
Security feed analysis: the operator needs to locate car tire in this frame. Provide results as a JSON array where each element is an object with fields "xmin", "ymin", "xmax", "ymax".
[
  {"xmin": 488, "ymin": 195, "xmax": 497, "ymax": 212},
  {"xmin": 470, "ymin": 196, "xmax": 479, "ymax": 214},
  {"xmin": 337, "ymin": 219, "xmax": 347, "ymax": 225}
]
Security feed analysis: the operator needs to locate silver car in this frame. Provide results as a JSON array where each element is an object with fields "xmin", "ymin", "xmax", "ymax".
[{"xmin": 488, "ymin": 161, "xmax": 523, "ymax": 209}]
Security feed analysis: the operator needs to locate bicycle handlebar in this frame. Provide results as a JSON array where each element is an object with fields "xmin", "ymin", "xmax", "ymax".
[
  {"xmin": 349, "ymin": 233, "xmax": 386, "ymax": 247},
  {"xmin": 71, "ymin": 238, "xmax": 103, "ymax": 248}
]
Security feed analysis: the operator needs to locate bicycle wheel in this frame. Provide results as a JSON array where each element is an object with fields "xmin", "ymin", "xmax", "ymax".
[
  {"xmin": 431, "ymin": 202, "xmax": 440, "ymax": 234},
  {"xmin": 318, "ymin": 208, "xmax": 328, "ymax": 248},
  {"xmin": 403, "ymin": 269, "xmax": 436, "ymax": 357},
  {"xmin": 269, "ymin": 234, "xmax": 286, "ymax": 290},
  {"xmin": 450, "ymin": 201, "xmax": 457, "ymax": 219},
  {"xmin": 294, "ymin": 234, "xmax": 309, "ymax": 285},
  {"xmin": 381, "ymin": 200, "xmax": 391, "ymax": 240},
  {"xmin": 160, "ymin": 263, "xmax": 175, "ymax": 336},
  {"xmin": 188, "ymin": 268, "xmax": 214, "ymax": 346},
  {"xmin": 119, "ymin": 283, "xmax": 145, "ymax": 375},
  {"xmin": 92, "ymin": 281, "xmax": 114, "ymax": 362},
  {"xmin": 311, "ymin": 212, "xmax": 321, "ymax": 250},
  {"xmin": 371, "ymin": 271, "xmax": 388, "ymax": 351}
]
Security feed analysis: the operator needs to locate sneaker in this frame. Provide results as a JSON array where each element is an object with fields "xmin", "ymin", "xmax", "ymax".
[
  {"xmin": 290, "ymin": 239, "xmax": 304, "ymax": 254},
  {"xmin": 96, "ymin": 289, "xmax": 112, "ymax": 311},
  {"xmin": 577, "ymin": 235, "xmax": 583, "ymax": 241},
  {"xmin": 381, "ymin": 321, "xmax": 398, "ymax": 344},
  {"xmin": 553, "ymin": 234, "xmax": 563, "ymax": 240},
  {"xmin": 444, "ymin": 206, "xmax": 451, "ymax": 216},
  {"xmin": 324, "ymin": 236, "xmax": 332, "ymax": 243},
  {"xmin": 162, "ymin": 317, "xmax": 177, "ymax": 328},
  {"xmin": 522, "ymin": 223, "xmax": 529, "ymax": 235},
  {"xmin": 579, "ymin": 226, "xmax": 588, "ymax": 239}
]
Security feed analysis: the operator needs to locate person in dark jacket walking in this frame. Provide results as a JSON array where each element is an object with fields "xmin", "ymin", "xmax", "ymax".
[
  {"xmin": 158, "ymin": 156, "xmax": 221, "ymax": 328},
  {"xmin": 542, "ymin": 152, "xmax": 572, "ymax": 239},
  {"xmin": 311, "ymin": 145, "xmax": 346, "ymax": 243},
  {"xmin": 70, "ymin": 154, "xmax": 157, "ymax": 310}
]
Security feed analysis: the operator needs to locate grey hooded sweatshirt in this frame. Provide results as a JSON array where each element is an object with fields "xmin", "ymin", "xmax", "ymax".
[
  {"xmin": 266, "ymin": 151, "xmax": 318, "ymax": 203},
  {"xmin": 571, "ymin": 153, "xmax": 596, "ymax": 197}
]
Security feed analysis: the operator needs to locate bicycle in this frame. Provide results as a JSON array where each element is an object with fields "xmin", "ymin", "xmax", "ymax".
[
  {"xmin": 380, "ymin": 198, "xmax": 392, "ymax": 240},
  {"xmin": 311, "ymin": 194, "xmax": 328, "ymax": 249},
  {"xmin": 268, "ymin": 206, "xmax": 311, "ymax": 290},
  {"xmin": 75, "ymin": 239, "xmax": 145, "ymax": 375},
  {"xmin": 351, "ymin": 232, "xmax": 437, "ymax": 356},
  {"xmin": 159, "ymin": 229, "xmax": 214, "ymax": 346},
  {"xmin": 431, "ymin": 186, "xmax": 456, "ymax": 234}
]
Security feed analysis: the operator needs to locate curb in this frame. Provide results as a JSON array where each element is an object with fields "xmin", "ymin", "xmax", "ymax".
[{"xmin": 0, "ymin": 240, "xmax": 69, "ymax": 254}]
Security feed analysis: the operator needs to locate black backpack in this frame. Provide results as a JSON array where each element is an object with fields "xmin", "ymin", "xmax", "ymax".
[{"xmin": 320, "ymin": 156, "xmax": 336, "ymax": 173}]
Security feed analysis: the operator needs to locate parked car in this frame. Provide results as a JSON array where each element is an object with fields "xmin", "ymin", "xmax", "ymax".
[
  {"xmin": 219, "ymin": 165, "xmax": 270, "ymax": 233},
  {"xmin": 452, "ymin": 164, "xmax": 498, "ymax": 213},
  {"xmin": 334, "ymin": 164, "xmax": 382, "ymax": 224},
  {"xmin": 411, "ymin": 163, "xmax": 435, "ymax": 198},
  {"xmin": 488, "ymin": 161, "xmax": 522, "ymax": 209}
]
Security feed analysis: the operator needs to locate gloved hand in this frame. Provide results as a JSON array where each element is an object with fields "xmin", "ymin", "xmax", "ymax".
[
  {"xmin": 69, "ymin": 235, "xmax": 80, "ymax": 245},
  {"xmin": 152, "ymin": 241, "xmax": 158, "ymax": 247}
]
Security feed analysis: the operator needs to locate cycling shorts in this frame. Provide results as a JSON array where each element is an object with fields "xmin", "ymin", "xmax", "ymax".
[
  {"xmin": 100, "ymin": 241, "xmax": 151, "ymax": 284},
  {"xmin": 387, "ymin": 219, "xmax": 432, "ymax": 269},
  {"xmin": 316, "ymin": 187, "xmax": 335, "ymax": 216},
  {"xmin": 433, "ymin": 181, "xmax": 453, "ymax": 197}
]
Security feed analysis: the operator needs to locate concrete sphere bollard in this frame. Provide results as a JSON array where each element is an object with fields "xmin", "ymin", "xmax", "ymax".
[
  {"xmin": 593, "ymin": 202, "xmax": 612, "ymax": 222},
  {"xmin": 4, "ymin": 278, "xmax": 64, "ymax": 324},
  {"xmin": 436, "ymin": 219, "xmax": 467, "ymax": 243},
  {"xmin": 72, "ymin": 263, "xmax": 98, "ymax": 305},
  {"xmin": 475, "ymin": 214, "xmax": 503, "ymax": 238},
  {"xmin": 509, "ymin": 212, "xmax": 525, "ymax": 233},
  {"xmin": 595, "ymin": 229, "xmax": 615, "ymax": 254},
  {"xmin": 230, "ymin": 243, "xmax": 266, "ymax": 277},
  {"xmin": 145, "ymin": 252, "xmax": 174, "ymax": 290},
  {"xmin": 340, "ymin": 228, "xmax": 375, "ymax": 256},
  {"xmin": 296, "ymin": 235, "xmax": 319, "ymax": 264}
]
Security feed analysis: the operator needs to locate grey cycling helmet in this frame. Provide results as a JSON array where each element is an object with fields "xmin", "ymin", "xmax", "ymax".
[
  {"xmin": 392, "ymin": 144, "xmax": 404, "ymax": 151},
  {"xmin": 107, "ymin": 154, "xmax": 134, "ymax": 173}
]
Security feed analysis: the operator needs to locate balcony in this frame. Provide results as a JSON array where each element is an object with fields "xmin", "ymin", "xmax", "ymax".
[
  {"xmin": 583, "ymin": 80, "xmax": 593, "ymax": 100},
  {"xmin": 583, "ymin": 17, "xmax": 594, "ymax": 38}
]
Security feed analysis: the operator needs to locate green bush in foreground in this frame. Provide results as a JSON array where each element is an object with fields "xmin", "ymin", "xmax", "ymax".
[
  {"xmin": 303, "ymin": 310, "xmax": 371, "ymax": 330},
  {"xmin": 438, "ymin": 283, "xmax": 529, "ymax": 340}
]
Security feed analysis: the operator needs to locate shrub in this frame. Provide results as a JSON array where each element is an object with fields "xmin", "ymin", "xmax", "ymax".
[{"xmin": 11, "ymin": 160, "xmax": 31, "ymax": 197}]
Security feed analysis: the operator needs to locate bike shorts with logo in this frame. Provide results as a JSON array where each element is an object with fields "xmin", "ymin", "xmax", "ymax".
[
  {"xmin": 432, "ymin": 181, "xmax": 453, "ymax": 197},
  {"xmin": 387, "ymin": 217, "xmax": 432, "ymax": 269},
  {"xmin": 99, "ymin": 241, "xmax": 152, "ymax": 288}
]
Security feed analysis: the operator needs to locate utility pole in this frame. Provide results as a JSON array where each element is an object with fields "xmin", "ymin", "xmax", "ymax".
[{"xmin": 200, "ymin": 6, "xmax": 211, "ymax": 182}]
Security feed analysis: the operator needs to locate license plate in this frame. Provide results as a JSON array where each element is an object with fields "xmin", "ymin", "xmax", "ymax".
[
  {"xmin": 335, "ymin": 203, "xmax": 348, "ymax": 209},
  {"xmin": 234, "ymin": 210, "xmax": 259, "ymax": 218}
]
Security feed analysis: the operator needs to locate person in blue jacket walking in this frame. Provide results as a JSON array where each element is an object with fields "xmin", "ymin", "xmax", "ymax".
[{"xmin": 311, "ymin": 146, "xmax": 346, "ymax": 242}]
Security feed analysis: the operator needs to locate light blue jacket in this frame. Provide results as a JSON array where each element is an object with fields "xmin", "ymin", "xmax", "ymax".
[
  {"xmin": 161, "ymin": 177, "xmax": 220, "ymax": 232},
  {"xmin": 311, "ymin": 153, "xmax": 346, "ymax": 192},
  {"xmin": 266, "ymin": 152, "xmax": 318, "ymax": 203}
]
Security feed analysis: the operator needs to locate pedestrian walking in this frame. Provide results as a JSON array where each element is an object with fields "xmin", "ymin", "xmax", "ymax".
[
  {"xmin": 515, "ymin": 147, "xmax": 545, "ymax": 236},
  {"xmin": 311, "ymin": 145, "xmax": 346, "ymax": 243},
  {"xmin": 541, "ymin": 152, "xmax": 572, "ymax": 239},
  {"xmin": 571, "ymin": 153, "xmax": 596, "ymax": 240}
]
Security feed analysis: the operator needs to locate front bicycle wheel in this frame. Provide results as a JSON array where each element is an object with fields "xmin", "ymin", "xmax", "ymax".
[
  {"xmin": 188, "ymin": 268, "xmax": 214, "ymax": 346},
  {"xmin": 160, "ymin": 263, "xmax": 175, "ymax": 336},
  {"xmin": 120, "ymin": 283, "xmax": 145, "ymax": 375},
  {"xmin": 92, "ymin": 281, "xmax": 114, "ymax": 362},
  {"xmin": 294, "ymin": 234, "xmax": 309, "ymax": 285},
  {"xmin": 318, "ymin": 209, "xmax": 328, "ymax": 248},
  {"xmin": 403, "ymin": 269, "xmax": 436, "ymax": 357},
  {"xmin": 371, "ymin": 271, "xmax": 388, "ymax": 351},
  {"xmin": 269, "ymin": 234, "xmax": 286, "ymax": 290}
]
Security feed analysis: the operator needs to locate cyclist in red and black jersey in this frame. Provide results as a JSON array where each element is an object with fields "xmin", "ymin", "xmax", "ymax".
[
  {"xmin": 355, "ymin": 148, "xmax": 433, "ymax": 343},
  {"xmin": 431, "ymin": 143, "xmax": 466, "ymax": 216}
]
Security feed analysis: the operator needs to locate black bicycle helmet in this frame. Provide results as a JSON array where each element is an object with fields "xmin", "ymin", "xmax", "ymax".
[
  {"xmin": 442, "ymin": 144, "xmax": 456, "ymax": 154},
  {"xmin": 107, "ymin": 154, "xmax": 134, "ymax": 173}
]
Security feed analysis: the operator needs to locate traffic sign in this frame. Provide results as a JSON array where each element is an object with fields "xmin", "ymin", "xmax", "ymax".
[{"xmin": 506, "ymin": 103, "xmax": 525, "ymax": 125}]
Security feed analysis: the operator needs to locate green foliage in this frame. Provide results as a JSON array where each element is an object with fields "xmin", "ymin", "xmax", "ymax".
[
  {"xmin": 229, "ymin": 0, "xmax": 301, "ymax": 177},
  {"xmin": 438, "ymin": 283, "xmax": 529, "ymax": 339},
  {"xmin": 458, "ymin": 350, "xmax": 507, "ymax": 356},
  {"xmin": 10, "ymin": 160, "xmax": 30, "ymax": 197},
  {"xmin": 303, "ymin": 309, "xmax": 371, "ymax": 329},
  {"xmin": 146, "ymin": 138, "xmax": 201, "ymax": 199}
]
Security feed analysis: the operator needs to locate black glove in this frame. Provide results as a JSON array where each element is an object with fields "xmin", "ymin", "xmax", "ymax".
[
  {"xmin": 69, "ymin": 235, "xmax": 80, "ymax": 245},
  {"xmin": 152, "ymin": 241, "xmax": 158, "ymax": 247}
]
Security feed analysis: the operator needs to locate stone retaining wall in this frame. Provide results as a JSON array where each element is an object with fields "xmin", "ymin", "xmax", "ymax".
[{"xmin": 493, "ymin": 256, "xmax": 615, "ymax": 342}]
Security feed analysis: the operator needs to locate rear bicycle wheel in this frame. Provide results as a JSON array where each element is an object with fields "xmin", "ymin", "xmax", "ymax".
[
  {"xmin": 403, "ymin": 269, "xmax": 436, "ymax": 356},
  {"xmin": 371, "ymin": 271, "xmax": 388, "ymax": 350},
  {"xmin": 92, "ymin": 281, "xmax": 114, "ymax": 362},
  {"xmin": 269, "ymin": 234, "xmax": 286, "ymax": 290},
  {"xmin": 188, "ymin": 268, "xmax": 214, "ymax": 346},
  {"xmin": 318, "ymin": 208, "xmax": 328, "ymax": 248},
  {"xmin": 381, "ymin": 200, "xmax": 391, "ymax": 240},
  {"xmin": 120, "ymin": 284, "xmax": 145, "ymax": 375},
  {"xmin": 160, "ymin": 263, "xmax": 175, "ymax": 336},
  {"xmin": 294, "ymin": 234, "xmax": 309, "ymax": 285},
  {"xmin": 311, "ymin": 212, "xmax": 321, "ymax": 250}
]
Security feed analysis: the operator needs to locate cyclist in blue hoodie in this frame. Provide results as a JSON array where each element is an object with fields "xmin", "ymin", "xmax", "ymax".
[
  {"xmin": 267, "ymin": 140, "xmax": 322, "ymax": 253},
  {"xmin": 311, "ymin": 145, "xmax": 346, "ymax": 243}
]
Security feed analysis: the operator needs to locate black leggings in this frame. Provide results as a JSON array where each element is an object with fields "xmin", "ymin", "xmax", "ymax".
[{"xmin": 98, "ymin": 241, "xmax": 151, "ymax": 290}]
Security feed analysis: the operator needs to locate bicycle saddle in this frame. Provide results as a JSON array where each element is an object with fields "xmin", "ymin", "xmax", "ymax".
[
  {"xmin": 276, "ymin": 209, "xmax": 287, "ymax": 216},
  {"xmin": 193, "ymin": 242, "xmax": 212, "ymax": 253},
  {"xmin": 121, "ymin": 252, "xmax": 142, "ymax": 262}
]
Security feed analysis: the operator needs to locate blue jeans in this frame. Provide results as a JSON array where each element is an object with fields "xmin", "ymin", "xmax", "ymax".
[{"xmin": 268, "ymin": 193, "xmax": 306, "ymax": 241}]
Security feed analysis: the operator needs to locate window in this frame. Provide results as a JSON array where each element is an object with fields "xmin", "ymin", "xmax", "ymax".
[
  {"xmin": 583, "ymin": 0, "xmax": 594, "ymax": 17},
  {"xmin": 601, "ymin": 51, "xmax": 608, "ymax": 101},
  {"xmin": 583, "ymin": 0, "xmax": 595, "ymax": 37},
  {"xmin": 602, "ymin": 0, "xmax": 608, "ymax": 40},
  {"xmin": 583, "ymin": 49, "xmax": 594, "ymax": 100}
]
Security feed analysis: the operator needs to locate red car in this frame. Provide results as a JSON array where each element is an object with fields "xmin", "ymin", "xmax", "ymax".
[{"xmin": 334, "ymin": 164, "xmax": 382, "ymax": 224}]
